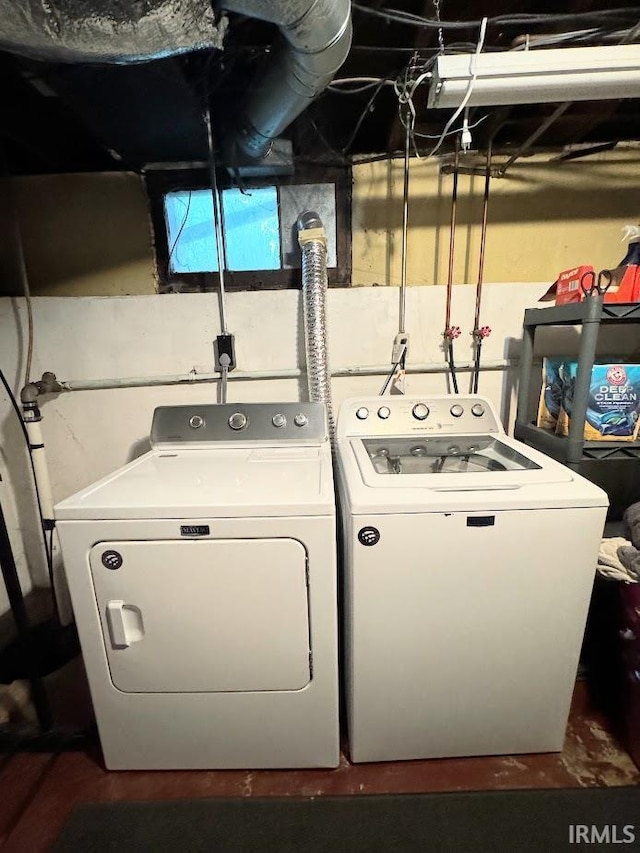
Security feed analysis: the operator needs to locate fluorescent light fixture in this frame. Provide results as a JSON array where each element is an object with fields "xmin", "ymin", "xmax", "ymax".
[{"xmin": 428, "ymin": 45, "xmax": 640, "ymax": 109}]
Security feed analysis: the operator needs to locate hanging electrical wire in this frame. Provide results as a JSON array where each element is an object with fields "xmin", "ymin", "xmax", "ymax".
[
  {"xmin": 328, "ymin": 77, "xmax": 396, "ymax": 93},
  {"xmin": 167, "ymin": 190, "xmax": 192, "ymax": 270},
  {"xmin": 340, "ymin": 78, "xmax": 390, "ymax": 154},
  {"xmin": 428, "ymin": 16, "xmax": 488, "ymax": 157},
  {"xmin": 352, "ymin": 4, "xmax": 640, "ymax": 31}
]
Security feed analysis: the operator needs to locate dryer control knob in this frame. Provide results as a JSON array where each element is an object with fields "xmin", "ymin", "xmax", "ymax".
[
  {"xmin": 356, "ymin": 407, "xmax": 369, "ymax": 420},
  {"xmin": 294, "ymin": 413, "xmax": 308, "ymax": 427},
  {"xmin": 471, "ymin": 403, "xmax": 485, "ymax": 417},
  {"xmin": 228, "ymin": 412, "xmax": 248, "ymax": 430},
  {"xmin": 450, "ymin": 404, "xmax": 464, "ymax": 418},
  {"xmin": 272, "ymin": 413, "xmax": 287, "ymax": 428},
  {"xmin": 412, "ymin": 403, "xmax": 430, "ymax": 421},
  {"xmin": 378, "ymin": 406, "xmax": 391, "ymax": 420},
  {"xmin": 189, "ymin": 414, "xmax": 204, "ymax": 429}
]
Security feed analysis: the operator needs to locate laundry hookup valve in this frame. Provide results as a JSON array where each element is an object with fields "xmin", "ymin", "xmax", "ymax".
[{"xmin": 472, "ymin": 325, "xmax": 492, "ymax": 341}]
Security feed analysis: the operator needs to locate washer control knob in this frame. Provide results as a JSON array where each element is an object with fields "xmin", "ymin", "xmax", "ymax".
[
  {"xmin": 412, "ymin": 403, "xmax": 430, "ymax": 421},
  {"xmin": 450, "ymin": 404, "xmax": 464, "ymax": 418},
  {"xmin": 294, "ymin": 413, "xmax": 308, "ymax": 427},
  {"xmin": 356, "ymin": 407, "xmax": 369, "ymax": 420},
  {"xmin": 189, "ymin": 414, "xmax": 204, "ymax": 429},
  {"xmin": 471, "ymin": 403, "xmax": 485, "ymax": 418},
  {"xmin": 378, "ymin": 406, "xmax": 391, "ymax": 420},
  {"xmin": 272, "ymin": 413, "xmax": 287, "ymax": 428},
  {"xmin": 228, "ymin": 412, "xmax": 248, "ymax": 431}
]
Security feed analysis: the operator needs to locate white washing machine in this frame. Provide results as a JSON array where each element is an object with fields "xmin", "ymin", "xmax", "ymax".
[
  {"xmin": 336, "ymin": 395, "xmax": 608, "ymax": 763},
  {"xmin": 55, "ymin": 402, "xmax": 339, "ymax": 770}
]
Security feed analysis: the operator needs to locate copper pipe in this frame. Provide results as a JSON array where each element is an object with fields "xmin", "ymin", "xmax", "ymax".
[
  {"xmin": 473, "ymin": 141, "xmax": 492, "ymax": 333},
  {"xmin": 445, "ymin": 140, "xmax": 459, "ymax": 332}
]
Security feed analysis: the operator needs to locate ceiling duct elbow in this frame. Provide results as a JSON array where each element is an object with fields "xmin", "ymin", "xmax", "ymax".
[{"xmin": 220, "ymin": 0, "xmax": 352, "ymax": 162}]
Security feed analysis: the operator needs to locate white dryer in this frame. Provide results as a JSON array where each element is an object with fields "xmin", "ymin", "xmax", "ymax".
[
  {"xmin": 55, "ymin": 402, "xmax": 339, "ymax": 769},
  {"xmin": 336, "ymin": 395, "xmax": 608, "ymax": 763}
]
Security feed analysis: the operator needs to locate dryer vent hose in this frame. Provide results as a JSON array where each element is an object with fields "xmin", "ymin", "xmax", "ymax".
[{"xmin": 297, "ymin": 211, "xmax": 334, "ymax": 442}]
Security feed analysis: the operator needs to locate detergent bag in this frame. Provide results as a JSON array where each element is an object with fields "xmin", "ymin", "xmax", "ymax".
[
  {"xmin": 537, "ymin": 358, "xmax": 564, "ymax": 431},
  {"xmin": 556, "ymin": 362, "xmax": 640, "ymax": 441}
]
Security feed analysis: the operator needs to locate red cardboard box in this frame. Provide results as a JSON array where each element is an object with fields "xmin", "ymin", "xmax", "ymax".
[
  {"xmin": 555, "ymin": 265, "xmax": 593, "ymax": 305},
  {"xmin": 555, "ymin": 265, "xmax": 640, "ymax": 305}
]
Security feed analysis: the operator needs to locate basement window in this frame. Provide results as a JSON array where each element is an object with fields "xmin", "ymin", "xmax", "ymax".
[
  {"xmin": 145, "ymin": 166, "xmax": 351, "ymax": 291},
  {"xmin": 165, "ymin": 187, "xmax": 281, "ymax": 273}
]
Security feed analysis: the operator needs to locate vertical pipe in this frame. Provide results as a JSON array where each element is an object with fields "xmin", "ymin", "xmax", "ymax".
[
  {"xmin": 24, "ymin": 419, "xmax": 54, "ymax": 522},
  {"xmin": 399, "ymin": 117, "xmax": 411, "ymax": 335},
  {"xmin": 445, "ymin": 142, "xmax": 459, "ymax": 333},
  {"xmin": 473, "ymin": 141, "xmax": 492, "ymax": 334},
  {"xmin": 516, "ymin": 324, "xmax": 536, "ymax": 427},
  {"xmin": 445, "ymin": 142, "xmax": 460, "ymax": 394},
  {"xmin": 205, "ymin": 108, "xmax": 229, "ymax": 337},
  {"xmin": 0, "ymin": 497, "xmax": 52, "ymax": 731}
]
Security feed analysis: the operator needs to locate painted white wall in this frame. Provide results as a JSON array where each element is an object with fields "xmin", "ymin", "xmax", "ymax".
[{"xmin": 0, "ymin": 282, "xmax": 556, "ymax": 612}]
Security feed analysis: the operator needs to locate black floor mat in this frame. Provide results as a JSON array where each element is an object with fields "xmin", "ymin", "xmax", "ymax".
[{"xmin": 53, "ymin": 787, "xmax": 640, "ymax": 852}]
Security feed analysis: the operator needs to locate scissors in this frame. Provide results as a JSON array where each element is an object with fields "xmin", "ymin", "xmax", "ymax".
[{"xmin": 580, "ymin": 268, "xmax": 613, "ymax": 297}]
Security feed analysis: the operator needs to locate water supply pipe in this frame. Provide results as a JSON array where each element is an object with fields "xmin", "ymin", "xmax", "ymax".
[
  {"xmin": 297, "ymin": 210, "xmax": 334, "ymax": 440},
  {"xmin": 470, "ymin": 142, "xmax": 493, "ymax": 394}
]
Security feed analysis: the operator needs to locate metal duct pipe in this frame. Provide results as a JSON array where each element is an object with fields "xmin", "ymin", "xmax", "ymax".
[
  {"xmin": 221, "ymin": 0, "xmax": 352, "ymax": 161},
  {"xmin": 297, "ymin": 210, "xmax": 334, "ymax": 440}
]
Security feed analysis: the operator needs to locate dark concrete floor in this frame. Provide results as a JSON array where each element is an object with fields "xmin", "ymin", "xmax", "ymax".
[{"xmin": 0, "ymin": 681, "xmax": 638, "ymax": 852}]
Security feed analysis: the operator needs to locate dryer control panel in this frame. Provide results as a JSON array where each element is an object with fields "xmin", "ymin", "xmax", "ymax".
[
  {"xmin": 151, "ymin": 402, "xmax": 328, "ymax": 447},
  {"xmin": 339, "ymin": 396, "xmax": 502, "ymax": 438}
]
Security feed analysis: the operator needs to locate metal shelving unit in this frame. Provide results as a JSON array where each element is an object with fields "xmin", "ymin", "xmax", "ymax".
[{"xmin": 514, "ymin": 297, "xmax": 640, "ymax": 516}]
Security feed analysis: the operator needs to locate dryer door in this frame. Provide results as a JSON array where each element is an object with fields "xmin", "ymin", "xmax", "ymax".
[{"xmin": 89, "ymin": 539, "xmax": 311, "ymax": 693}]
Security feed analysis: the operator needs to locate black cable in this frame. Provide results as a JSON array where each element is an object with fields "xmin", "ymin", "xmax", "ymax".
[
  {"xmin": 0, "ymin": 369, "xmax": 29, "ymax": 446},
  {"xmin": 352, "ymin": 3, "xmax": 640, "ymax": 30},
  {"xmin": 341, "ymin": 79, "xmax": 389, "ymax": 155},
  {"xmin": 350, "ymin": 41, "xmax": 481, "ymax": 53},
  {"xmin": 329, "ymin": 81, "xmax": 390, "ymax": 94},
  {"xmin": 472, "ymin": 339, "xmax": 482, "ymax": 394},
  {"xmin": 0, "ymin": 369, "xmax": 59, "ymax": 622},
  {"xmin": 167, "ymin": 190, "xmax": 193, "ymax": 270},
  {"xmin": 447, "ymin": 339, "xmax": 459, "ymax": 395},
  {"xmin": 380, "ymin": 359, "xmax": 402, "ymax": 396}
]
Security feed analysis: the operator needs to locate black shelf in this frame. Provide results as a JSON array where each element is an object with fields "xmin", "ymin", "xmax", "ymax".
[
  {"xmin": 524, "ymin": 300, "xmax": 640, "ymax": 328},
  {"xmin": 515, "ymin": 295, "xmax": 640, "ymax": 518},
  {"xmin": 514, "ymin": 424, "xmax": 640, "ymax": 463}
]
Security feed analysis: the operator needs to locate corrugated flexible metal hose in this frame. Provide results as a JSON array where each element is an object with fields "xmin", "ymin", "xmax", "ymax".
[{"xmin": 297, "ymin": 211, "xmax": 335, "ymax": 442}]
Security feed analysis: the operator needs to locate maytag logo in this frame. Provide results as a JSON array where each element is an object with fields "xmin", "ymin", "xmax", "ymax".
[
  {"xmin": 569, "ymin": 825, "xmax": 635, "ymax": 844},
  {"xmin": 180, "ymin": 525, "xmax": 210, "ymax": 537}
]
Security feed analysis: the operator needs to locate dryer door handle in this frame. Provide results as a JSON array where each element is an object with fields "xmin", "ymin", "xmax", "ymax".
[{"xmin": 106, "ymin": 600, "xmax": 145, "ymax": 649}]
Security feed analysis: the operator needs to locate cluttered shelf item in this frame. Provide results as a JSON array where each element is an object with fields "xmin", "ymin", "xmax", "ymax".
[{"xmin": 547, "ymin": 224, "xmax": 640, "ymax": 307}]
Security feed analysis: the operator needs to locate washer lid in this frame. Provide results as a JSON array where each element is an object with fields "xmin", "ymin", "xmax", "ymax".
[
  {"xmin": 351, "ymin": 434, "xmax": 573, "ymax": 490},
  {"xmin": 55, "ymin": 444, "xmax": 334, "ymax": 520},
  {"xmin": 339, "ymin": 433, "xmax": 608, "ymax": 512}
]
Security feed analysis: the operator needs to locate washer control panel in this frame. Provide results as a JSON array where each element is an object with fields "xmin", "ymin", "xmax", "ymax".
[
  {"xmin": 151, "ymin": 402, "xmax": 327, "ymax": 446},
  {"xmin": 340, "ymin": 396, "xmax": 501, "ymax": 437}
]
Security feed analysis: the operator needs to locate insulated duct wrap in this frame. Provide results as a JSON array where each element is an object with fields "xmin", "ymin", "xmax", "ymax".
[
  {"xmin": 297, "ymin": 211, "xmax": 335, "ymax": 441},
  {"xmin": 0, "ymin": 0, "xmax": 225, "ymax": 63}
]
